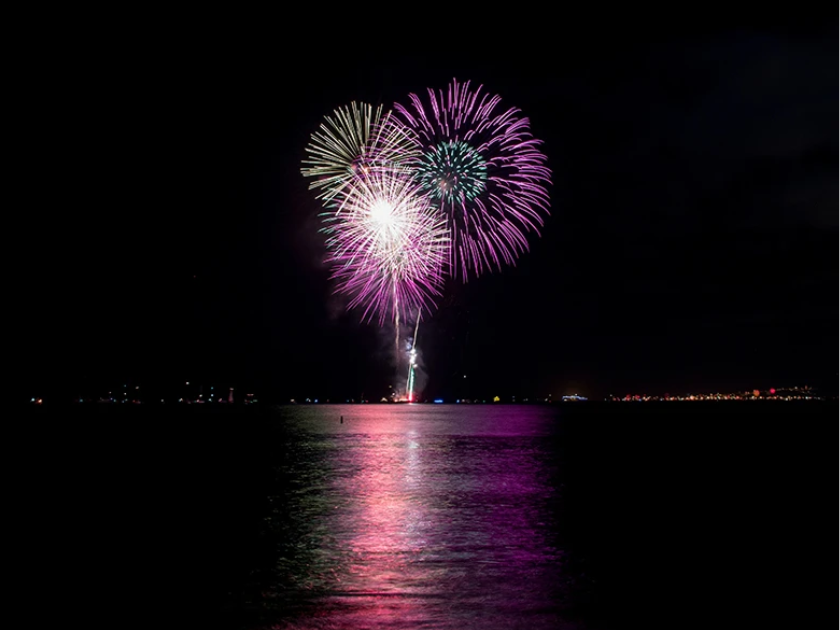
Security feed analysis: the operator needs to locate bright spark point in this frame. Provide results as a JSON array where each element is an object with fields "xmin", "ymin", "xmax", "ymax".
[{"xmin": 370, "ymin": 199, "xmax": 394, "ymax": 223}]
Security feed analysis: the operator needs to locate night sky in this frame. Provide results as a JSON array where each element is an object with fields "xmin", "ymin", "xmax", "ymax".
[{"xmin": 23, "ymin": 12, "xmax": 838, "ymax": 402}]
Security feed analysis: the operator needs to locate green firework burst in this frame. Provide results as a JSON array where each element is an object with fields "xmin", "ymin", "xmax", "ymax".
[{"xmin": 416, "ymin": 140, "xmax": 487, "ymax": 205}]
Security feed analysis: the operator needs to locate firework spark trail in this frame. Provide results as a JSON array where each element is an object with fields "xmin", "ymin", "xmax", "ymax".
[
  {"xmin": 406, "ymin": 313, "xmax": 421, "ymax": 401},
  {"xmin": 390, "ymin": 78, "xmax": 552, "ymax": 281},
  {"xmin": 320, "ymin": 166, "xmax": 450, "ymax": 327},
  {"xmin": 319, "ymin": 166, "xmax": 448, "ymax": 384}
]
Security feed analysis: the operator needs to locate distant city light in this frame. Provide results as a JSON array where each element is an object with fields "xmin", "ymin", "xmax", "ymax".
[{"xmin": 608, "ymin": 385, "xmax": 820, "ymax": 402}]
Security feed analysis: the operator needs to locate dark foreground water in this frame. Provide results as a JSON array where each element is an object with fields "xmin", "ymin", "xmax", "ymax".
[{"xmin": 18, "ymin": 402, "xmax": 837, "ymax": 629}]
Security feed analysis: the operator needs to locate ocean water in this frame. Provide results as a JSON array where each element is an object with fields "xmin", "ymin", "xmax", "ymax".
[{"xmin": 19, "ymin": 401, "xmax": 836, "ymax": 629}]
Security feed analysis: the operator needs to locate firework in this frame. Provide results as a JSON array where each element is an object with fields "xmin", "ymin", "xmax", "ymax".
[
  {"xmin": 321, "ymin": 167, "xmax": 451, "ymax": 327},
  {"xmin": 406, "ymin": 315, "xmax": 420, "ymax": 402},
  {"xmin": 390, "ymin": 79, "xmax": 552, "ymax": 280},
  {"xmin": 301, "ymin": 102, "xmax": 419, "ymax": 202},
  {"xmin": 300, "ymin": 86, "xmax": 552, "ymax": 400}
]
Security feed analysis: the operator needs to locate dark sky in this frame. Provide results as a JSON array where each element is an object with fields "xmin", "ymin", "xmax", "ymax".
[{"xmin": 23, "ymin": 11, "xmax": 838, "ymax": 401}]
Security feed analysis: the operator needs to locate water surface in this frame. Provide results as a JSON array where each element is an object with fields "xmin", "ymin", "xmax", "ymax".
[
  {"xmin": 244, "ymin": 404, "xmax": 573, "ymax": 629},
  {"xmin": 21, "ymin": 401, "xmax": 837, "ymax": 630}
]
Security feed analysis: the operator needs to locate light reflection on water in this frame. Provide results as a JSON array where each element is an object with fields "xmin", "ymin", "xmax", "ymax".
[
  {"xmin": 251, "ymin": 404, "xmax": 578, "ymax": 629},
  {"xmin": 28, "ymin": 400, "xmax": 834, "ymax": 629}
]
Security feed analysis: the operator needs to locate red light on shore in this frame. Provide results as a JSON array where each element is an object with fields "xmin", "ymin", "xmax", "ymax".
[{"xmin": 770, "ymin": 388, "xmax": 776, "ymax": 394}]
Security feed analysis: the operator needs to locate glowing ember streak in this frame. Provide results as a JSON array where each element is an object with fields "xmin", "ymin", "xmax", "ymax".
[{"xmin": 406, "ymin": 315, "xmax": 420, "ymax": 402}]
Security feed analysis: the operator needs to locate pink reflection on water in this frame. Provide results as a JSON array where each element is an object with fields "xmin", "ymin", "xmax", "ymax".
[
  {"xmin": 329, "ymin": 425, "xmax": 434, "ymax": 625},
  {"xmin": 263, "ymin": 404, "xmax": 569, "ymax": 629}
]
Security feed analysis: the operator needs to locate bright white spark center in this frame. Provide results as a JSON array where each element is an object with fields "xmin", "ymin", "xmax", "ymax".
[{"xmin": 370, "ymin": 199, "xmax": 395, "ymax": 224}]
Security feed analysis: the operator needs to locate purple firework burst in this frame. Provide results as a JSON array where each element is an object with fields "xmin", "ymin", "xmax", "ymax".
[
  {"xmin": 321, "ymin": 167, "xmax": 451, "ymax": 326},
  {"xmin": 391, "ymin": 78, "xmax": 552, "ymax": 280}
]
